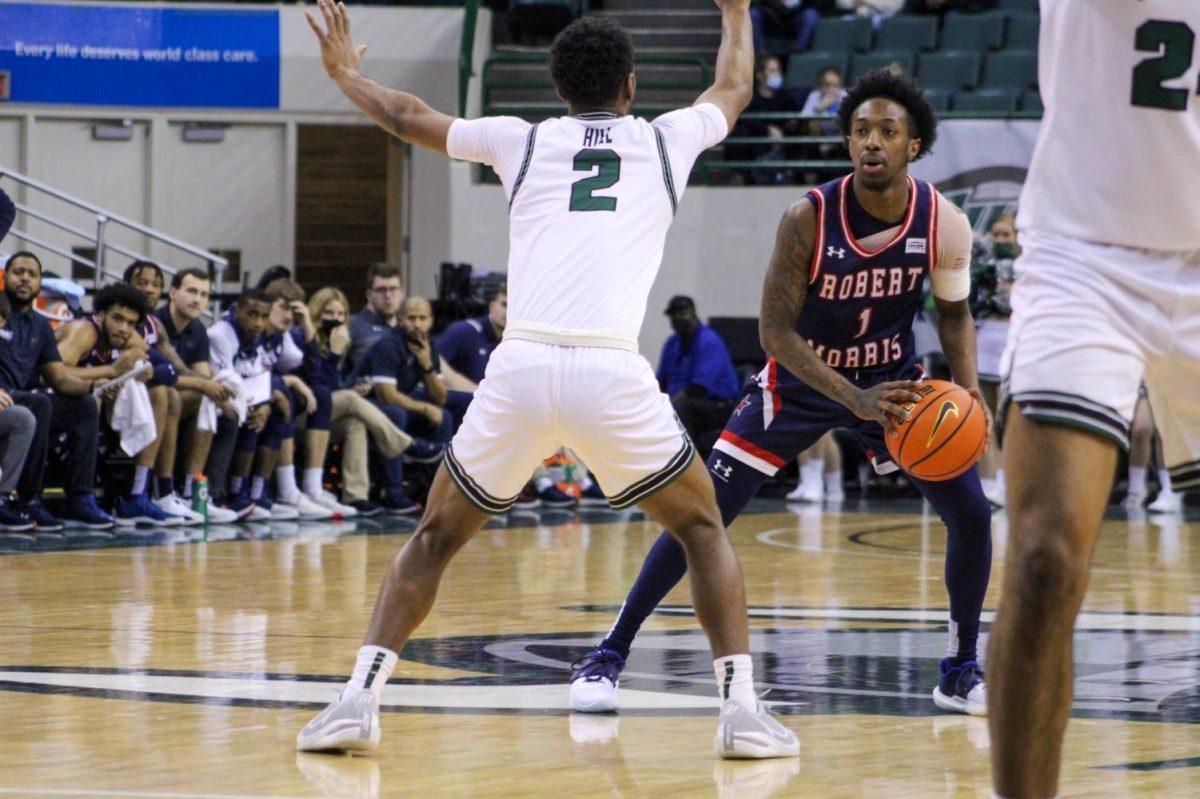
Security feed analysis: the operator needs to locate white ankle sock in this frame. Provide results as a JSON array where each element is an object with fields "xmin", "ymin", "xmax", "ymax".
[
  {"xmin": 1128, "ymin": 466, "xmax": 1147, "ymax": 494},
  {"xmin": 800, "ymin": 459, "xmax": 823, "ymax": 485},
  {"xmin": 533, "ymin": 476, "xmax": 554, "ymax": 493},
  {"xmin": 131, "ymin": 465, "xmax": 150, "ymax": 496},
  {"xmin": 713, "ymin": 654, "xmax": 757, "ymax": 711},
  {"xmin": 343, "ymin": 645, "xmax": 399, "ymax": 701},
  {"xmin": 579, "ymin": 475, "xmax": 595, "ymax": 492},
  {"xmin": 183, "ymin": 474, "xmax": 195, "ymax": 499},
  {"xmin": 250, "ymin": 476, "xmax": 266, "ymax": 501},
  {"xmin": 1157, "ymin": 469, "xmax": 1174, "ymax": 493},
  {"xmin": 823, "ymin": 470, "xmax": 842, "ymax": 493},
  {"xmin": 303, "ymin": 467, "xmax": 324, "ymax": 496},
  {"xmin": 230, "ymin": 476, "xmax": 245, "ymax": 495},
  {"xmin": 275, "ymin": 465, "xmax": 298, "ymax": 500}
]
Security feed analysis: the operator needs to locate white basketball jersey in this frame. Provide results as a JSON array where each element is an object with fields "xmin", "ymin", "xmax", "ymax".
[
  {"xmin": 1018, "ymin": 0, "xmax": 1200, "ymax": 250},
  {"xmin": 447, "ymin": 104, "xmax": 728, "ymax": 338}
]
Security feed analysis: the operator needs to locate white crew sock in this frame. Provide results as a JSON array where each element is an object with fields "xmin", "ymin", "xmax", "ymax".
[
  {"xmin": 183, "ymin": 474, "xmax": 195, "ymax": 499},
  {"xmin": 533, "ymin": 475, "xmax": 554, "ymax": 493},
  {"xmin": 713, "ymin": 654, "xmax": 758, "ymax": 711},
  {"xmin": 1128, "ymin": 466, "xmax": 1147, "ymax": 494},
  {"xmin": 303, "ymin": 467, "xmax": 324, "ymax": 496},
  {"xmin": 800, "ymin": 459, "xmax": 823, "ymax": 485},
  {"xmin": 579, "ymin": 475, "xmax": 595, "ymax": 492},
  {"xmin": 250, "ymin": 476, "xmax": 266, "ymax": 501},
  {"xmin": 275, "ymin": 465, "xmax": 299, "ymax": 500},
  {"xmin": 230, "ymin": 476, "xmax": 245, "ymax": 495},
  {"xmin": 1157, "ymin": 469, "xmax": 1174, "ymax": 494},
  {"xmin": 342, "ymin": 645, "xmax": 399, "ymax": 701},
  {"xmin": 823, "ymin": 469, "xmax": 843, "ymax": 493},
  {"xmin": 131, "ymin": 465, "xmax": 150, "ymax": 497}
]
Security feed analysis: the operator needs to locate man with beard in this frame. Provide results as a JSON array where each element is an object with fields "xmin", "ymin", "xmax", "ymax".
[
  {"xmin": 56, "ymin": 282, "xmax": 183, "ymax": 526},
  {"xmin": 0, "ymin": 252, "xmax": 115, "ymax": 530}
]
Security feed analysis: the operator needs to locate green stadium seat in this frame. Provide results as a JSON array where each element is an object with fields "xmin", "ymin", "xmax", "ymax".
[
  {"xmin": 917, "ymin": 51, "xmax": 982, "ymax": 91},
  {"xmin": 1022, "ymin": 88, "xmax": 1043, "ymax": 113},
  {"xmin": 940, "ymin": 13, "xmax": 1006, "ymax": 52},
  {"xmin": 998, "ymin": 0, "xmax": 1039, "ymax": 12},
  {"xmin": 785, "ymin": 51, "xmax": 849, "ymax": 90},
  {"xmin": 953, "ymin": 89, "xmax": 1019, "ymax": 113},
  {"xmin": 810, "ymin": 17, "xmax": 873, "ymax": 53},
  {"xmin": 923, "ymin": 88, "xmax": 952, "ymax": 113},
  {"xmin": 981, "ymin": 50, "xmax": 1038, "ymax": 90},
  {"xmin": 849, "ymin": 51, "xmax": 916, "ymax": 83},
  {"xmin": 874, "ymin": 15, "xmax": 939, "ymax": 52},
  {"xmin": 1005, "ymin": 14, "xmax": 1039, "ymax": 50}
]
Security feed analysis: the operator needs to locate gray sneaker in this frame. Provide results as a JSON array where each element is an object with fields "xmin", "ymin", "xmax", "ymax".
[
  {"xmin": 296, "ymin": 690, "xmax": 381, "ymax": 753},
  {"xmin": 713, "ymin": 700, "xmax": 800, "ymax": 759}
]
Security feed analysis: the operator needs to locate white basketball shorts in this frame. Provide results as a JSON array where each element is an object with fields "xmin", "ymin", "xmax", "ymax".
[
  {"xmin": 1000, "ymin": 229, "xmax": 1200, "ymax": 488},
  {"xmin": 444, "ymin": 337, "xmax": 695, "ymax": 512}
]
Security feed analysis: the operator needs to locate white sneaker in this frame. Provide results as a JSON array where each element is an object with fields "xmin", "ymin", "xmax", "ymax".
[
  {"xmin": 297, "ymin": 690, "xmax": 381, "ymax": 753},
  {"xmin": 825, "ymin": 483, "xmax": 845, "ymax": 503},
  {"xmin": 785, "ymin": 481, "xmax": 823, "ymax": 503},
  {"xmin": 1123, "ymin": 490, "xmax": 1147, "ymax": 512},
  {"xmin": 279, "ymin": 491, "xmax": 334, "ymax": 520},
  {"xmin": 1149, "ymin": 487, "xmax": 1183, "ymax": 514},
  {"xmin": 714, "ymin": 700, "xmax": 800, "ymax": 759},
  {"xmin": 203, "ymin": 503, "xmax": 240, "ymax": 524},
  {"xmin": 309, "ymin": 489, "xmax": 358, "ymax": 518},
  {"xmin": 154, "ymin": 493, "xmax": 205, "ymax": 525},
  {"xmin": 569, "ymin": 648, "xmax": 623, "ymax": 713},
  {"xmin": 245, "ymin": 502, "xmax": 273, "ymax": 522},
  {"xmin": 267, "ymin": 500, "xmax": 300, "ymax": 521}
]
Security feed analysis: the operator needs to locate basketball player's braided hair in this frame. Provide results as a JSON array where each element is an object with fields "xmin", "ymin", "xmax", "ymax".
[
  {"xmin": 550, "ymin": 16, "xmax": 634, "ymax": 111},
  {"xmin": 837, "ymin": 69, "xmax": 938, "ymax": 159}
]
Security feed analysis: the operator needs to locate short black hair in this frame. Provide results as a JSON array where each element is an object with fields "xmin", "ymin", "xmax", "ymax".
[
  {"xmin": 171, "ymin": 267, "xmax": 211, "ymax": 289},
  {"xmin": 837, "ymin": 69, "xmax": 937, "ymax": 159},
  {"xmin": 124, "ymin": 259, "xmax": 164, "ymax": 286},
  {"xmin": 366, "ymin": 262, "xmax": 403, "ymax": 287},
  {"xmin": 4, "ymin": 251, "xmax": 41, "ymax": 273},
  {"xmin": 238, "ymin": 287, "xmax": 272, "ymax": 308},
  {"xmin": 550, "ymin": 16, "xmax": 634, "ymax": 110},
  {"xmin": 94, "ymin": 282, "xmax": 149, "ymax": 324}
]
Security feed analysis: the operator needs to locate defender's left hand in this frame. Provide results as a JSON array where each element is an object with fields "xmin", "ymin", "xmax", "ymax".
[{"xmin": 306, "ymin": 0, "xmax": 367, "ymax": 80}]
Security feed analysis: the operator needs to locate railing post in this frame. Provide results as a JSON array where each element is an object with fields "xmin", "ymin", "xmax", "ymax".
[
  {"xmin": 94, "ymin": 215, "xmax": 108, "ymax": 291},
  {"xmin": 211, "ymin": 259, "xmax": 226, "ymax": 319}
]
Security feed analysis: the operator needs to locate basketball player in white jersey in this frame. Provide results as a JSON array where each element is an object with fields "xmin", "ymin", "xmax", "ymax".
[
  {"xmin": 298, "ymin": 0, "xmax": 798, "ymax": 759},
  {"xmin": 989, "ymin": 2, "xmax": 1200, "ymax": 797}
]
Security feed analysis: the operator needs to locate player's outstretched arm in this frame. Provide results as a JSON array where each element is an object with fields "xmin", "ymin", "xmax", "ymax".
[
  {"xmin": 694, "ymin": 0, "xmax": 755, "ymax": 130},
  {"xmin": 759, "ymin": 200, "xmax": 921, "ymax": 435},
  {"xmin": 307, "ymin": 0, "xmax": 454, "ymax": 155}
]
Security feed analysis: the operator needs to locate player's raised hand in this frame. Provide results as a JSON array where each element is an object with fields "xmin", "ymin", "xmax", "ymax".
[
  {"xmin": 850, "ymin": 380, "xmax": 924, "ymax": 436},
  {"xmin": 306, "ymin": 0, "xmax": 367, "ymax": 80}
]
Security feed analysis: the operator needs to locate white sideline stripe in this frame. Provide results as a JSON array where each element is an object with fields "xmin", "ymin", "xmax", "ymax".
[
  {"xmin": 651, "ymin": 605, "xmax": 1200, "ymax": 632},
  {"xmin": 0, "ymin": 672, "xmax": 719, "ymax": 711}
]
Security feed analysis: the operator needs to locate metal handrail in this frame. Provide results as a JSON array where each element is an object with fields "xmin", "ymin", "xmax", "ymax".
[{"xmin": 0, "ymin": 166, "xmax": 229, "ymax": 315}]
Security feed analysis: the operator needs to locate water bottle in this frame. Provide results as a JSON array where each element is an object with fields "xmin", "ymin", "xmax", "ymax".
[{"xmin": 192, "ymin": 474, "xmax": 209, "ymax": 523}]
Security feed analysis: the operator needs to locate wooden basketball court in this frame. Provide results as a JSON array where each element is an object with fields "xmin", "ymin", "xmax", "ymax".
[{"xmin": 1, "ymin": 499, "xmax": 1197, "ymax": 798}]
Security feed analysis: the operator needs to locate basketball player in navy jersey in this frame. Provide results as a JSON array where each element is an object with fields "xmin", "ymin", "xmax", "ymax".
[{"xmin": 571, "ymin": 70, "xmax": 995, "ymax": 716}]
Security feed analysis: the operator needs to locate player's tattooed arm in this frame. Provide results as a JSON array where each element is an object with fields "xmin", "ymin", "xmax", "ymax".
[
  {"xmin": 759, "ymin": 200, "xmax": 920, "ymax": 434},
  {"xmin": 934, "ymin": 296, "xmax": 992, "ymax": 434},
  {"xmin": 307, "ymin": 0, "xmax": 454, "ymax": 155}
]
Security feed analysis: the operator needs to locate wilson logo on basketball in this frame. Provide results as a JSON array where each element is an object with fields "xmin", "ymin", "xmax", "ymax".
[{"xmin": 926, "ymin": 401, "xmax": 960, "ymax": 447}]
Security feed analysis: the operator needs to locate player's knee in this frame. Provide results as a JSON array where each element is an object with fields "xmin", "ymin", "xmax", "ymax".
[
  {"xmin": 669, "ymin": 510, "xmax": 725, "ymax": 548},
  {"xmin": 1009, "ymin": 525, "xmax": 1087, "ymax": 605}
]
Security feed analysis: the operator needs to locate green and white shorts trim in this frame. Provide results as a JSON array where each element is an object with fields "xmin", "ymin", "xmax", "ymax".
[
  {"xmin": 999, "ymin": 229, "xmax": 1200, "ymax": 479},
  {"xmin": 444, "ymin": 337, "xmax": 698, "ymax": 514}
]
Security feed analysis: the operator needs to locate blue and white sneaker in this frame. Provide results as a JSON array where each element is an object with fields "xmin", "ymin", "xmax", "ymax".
[
  {"xmin": 538, "ymin": 485, "xmax": 577, "ymax": 509},
  {"xmin": 569, "ymin": 647, "xmax": 625, "ymax": 713},
  {"xmin": 113, "ymin": 492, "xmax": 183, "ymax": 527},
  {"xmin": 403, "ymin": 437, "xmax": 444, "ymax": 464},
  {"xmin": 59, "ymin": 494, "xmax": 116, "ymax": 530},
  {"xmin": 0, "ymin": 494, "xmax": 34, "ymax": 532},
  {"xmin": 932, "ymin": 658, "xmax": 987, "ymax": 716},
  {"xmin": 382, "ymin": 492, "xmax": 422, "ymax": 516},
  {"xmin": 256, "ymin": 496, "xmax": 299, "ymax": 521},
  {"xmin": 22, "ymin": 499, "xmax": 64, "ymax": 532}
]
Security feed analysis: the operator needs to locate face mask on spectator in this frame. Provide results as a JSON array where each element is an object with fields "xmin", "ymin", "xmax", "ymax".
[
  {"xmin": 321, "ymin": 317, "xmax": 343, "ymax": 335},
  {"xmin": 766, "ymin": 75, "xmax": 784, "ymax": 91},
  {"xmin": 993, "ymin": 242, "xmax": 1019, "ymax": 260}
]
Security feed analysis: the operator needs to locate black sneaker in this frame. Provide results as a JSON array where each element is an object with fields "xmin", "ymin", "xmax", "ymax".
[
  {"xmin": 538, "ymin": 484, "xmax": 577, "ymax": 509},
  {"xmin": 0, "ymin": 495, "xmax": 34, "ymax": 532},
  {"xmin": 382, "ymin": 493, "xmax": 422, "ymax": 516},
  {"xmin": 22, "ymin": 499, "xmax": 64, "ymax": 532},
  {"xmin": 512, "ymin": 485, "xmax": 540, "ymax": 510},
  {"xmin": 403, "ymin": 437, "xmax": 445, "ymax": 464},
  {"xmin": 577, "ymin": 481, "xmax": 609, "ymax": 507},
  {"xmin": 350, "ymin": 499, "xmax": 383, "ymax": 517}
]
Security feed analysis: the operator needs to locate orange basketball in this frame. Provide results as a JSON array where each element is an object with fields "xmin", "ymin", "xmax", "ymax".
[{"xmin": 885, "ymin": 380, "xmax": 987, "ymax": 481}]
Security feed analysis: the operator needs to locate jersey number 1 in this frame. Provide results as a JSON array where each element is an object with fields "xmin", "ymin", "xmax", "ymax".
[
  {"xmin": 1131, "ymin": 20, "xmax": 1199, "ymax": 111},
  {"xmin": 570, "ymin": 149, "xmax": 621, "ymax": 212}
]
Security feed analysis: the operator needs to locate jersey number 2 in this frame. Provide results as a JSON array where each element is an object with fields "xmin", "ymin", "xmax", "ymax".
[
  {"xmin": 570, "ymin": 149, "xmax": 621, "ymax": 212},
  {"xmin": 1131, "ymin": 20, "xmax": 1199, "ymax": 111}
]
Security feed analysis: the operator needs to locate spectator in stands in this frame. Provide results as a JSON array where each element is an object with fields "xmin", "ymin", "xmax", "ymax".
[
  {"xmin": 256, "ymin": 281, "xmax": 336, "ymax": 519},
  {"xmin": 56, "ymin": 283, "xmax": 183, "ymax": 526},
  {"xmin": 970, "ymin": 212, "xmax": 1017, "ymax": 506},
  {"xmin": 800, "ymin": 66, "xmax": 846, "ymax": 118},
  {"xmin": 353, "ymin": 295, "xmax": 455, "ymax": 515},
  {"xmin": 0, "ymin": 252, "xmax": 114, "ymax": 531},
  {"xmin": 436, "ymin": 284, "xmax": 506, "ymax": 392},
  {"xmin": 153, "ymin": 268, "xmax": 240, "ymax": 523},
  {"xmin": 750, "ymin": 1, "xmax": 825, "ymax": 53},
  {"xmin": 348, "ymin": 263, "xmax": 406, "ymax": 368},
  {"xmin": 730, "ymin": 55, "xmax": 803, "ymax": 184},
  {"xmin": 205, "ymin": 288, "xmax": 290, "ymax": 520},
  {"xmin": 836, "ymin": 0, "xmax": 903, "ymax": 24},
  {"xmin": 307, "ymin": 287, "xmax": 441, "ymax": 517},
  {"xmin": 0, "ymin": 293, "xmax": 38, "ymax": 531},
  {"xmin": 904, "ymin": 0, "xmax": 996, "ymax": 14},
  {"xmin": 658, "ymin": 295, "xmax": 739, "ymax": 456},
  {"xmin": 403, "ymin": 296, "xmax": 473, "ymax": 428},
  {"xmin": 0, "ymin": 187, "xmax": 14, "ymax": 242}
]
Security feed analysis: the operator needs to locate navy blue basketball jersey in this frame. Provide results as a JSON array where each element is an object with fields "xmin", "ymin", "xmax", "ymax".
[{"xmin": 765, "ymin": 174, "xmax": 939, "ymax": 396}]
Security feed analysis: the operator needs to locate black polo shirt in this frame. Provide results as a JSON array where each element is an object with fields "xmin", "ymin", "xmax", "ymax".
[
  {"xmin": 155, "ymin": 305, "xmax": 211, "ymax": 367},
  {"xmin": 352, "ymin": 327, "xmax": 441, "ymax": 396},
  {"xmin": 0, "ymin": 307, "xmax": 62, "ymax": 390}
]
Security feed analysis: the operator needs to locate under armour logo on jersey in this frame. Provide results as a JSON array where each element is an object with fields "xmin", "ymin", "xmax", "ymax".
[
  {"xmin": 827, "ymin": 246, "xmax": 846, "ymax": 259},
  {"xmin": 711, "ymin": 459, "xmax": 734, "ymax": 481},
  {"xmin": 905, "ymin": 238, "xmax": 927, "ymax": 255}
]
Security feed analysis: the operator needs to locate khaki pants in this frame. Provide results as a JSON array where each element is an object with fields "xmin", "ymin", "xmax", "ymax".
[{"xmin": 330, "ymin": 389, "xmax": 411, "ymax": 502}]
